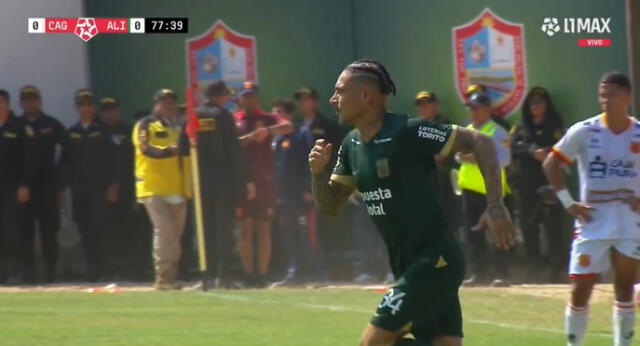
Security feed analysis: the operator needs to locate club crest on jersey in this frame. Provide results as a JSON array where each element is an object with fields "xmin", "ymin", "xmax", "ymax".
[
  {"xmin": 578, "ymin": 254, "xmax": 590, "ymax": 267},
  {"xmin": 376, "ymin": 159, "xmax": 390, "ymax": 178},
  {"xmin": 630, "ymin": 141, "xmax": 640, "ymax": 154}
]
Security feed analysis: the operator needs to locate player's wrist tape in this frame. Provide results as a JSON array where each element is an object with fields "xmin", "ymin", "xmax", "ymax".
[{"xmin": 556, "ymin": 189, "xmax": 575, "ymax": 209}]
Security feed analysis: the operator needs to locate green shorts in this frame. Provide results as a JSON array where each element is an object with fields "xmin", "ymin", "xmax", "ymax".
[{"xmin": 370, "ymin": 249, "xmax": 465, "ymax": 342}]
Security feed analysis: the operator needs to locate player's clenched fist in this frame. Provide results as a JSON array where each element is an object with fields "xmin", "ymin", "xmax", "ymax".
[{"xmin": 309, "ymin": 139, "xmax": 333, "ymax": 175}]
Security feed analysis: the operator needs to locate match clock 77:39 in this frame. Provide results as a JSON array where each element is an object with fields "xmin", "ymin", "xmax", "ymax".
[{"xmin": 144, "ymin": 17, "xmax": 188, "ymax": 33}]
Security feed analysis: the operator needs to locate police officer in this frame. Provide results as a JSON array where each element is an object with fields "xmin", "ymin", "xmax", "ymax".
[
  {"xmin": 511, "ymin": 87, "xmax": 567, "ymax": 282},
  {"xmin": 61, "ymin": 90, "xmax": 118, "ymax": 282},
  {"xmin": 18, "ymin": 86, "xmax": 66, "ymax": 283},
  {"xmin": 293, "ymin": 87, "xmax": 340, "ymax": 161},
  {"xmin": 0, "ymin": 90, "xmax": 37, "ymax": 283},
  {"xmin": 293, "ymin": 86, "xmax": 340, "ymax": 282},
  {"xmin": 99, "ymin": 97, "xmax": 135, "ymax": 279},
  {"xmin": 193, "ymin": 81, "xmax": 253, "ymax": 287}
]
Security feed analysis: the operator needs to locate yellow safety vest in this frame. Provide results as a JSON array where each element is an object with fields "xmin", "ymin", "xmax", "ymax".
[
  {"xmin": 458, "ymin": 121, "xmax": 510, "ymax": 195},
  {"xmin": 133, "ymin": 115, "xmax": 192, "ymax": 199}
]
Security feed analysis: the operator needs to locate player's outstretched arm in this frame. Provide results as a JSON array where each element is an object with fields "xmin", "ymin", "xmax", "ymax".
[
  {"xmin": 450, "ymin": 127, "xmax": 515, "ymax": 249},
  {"xmin": 309, "ymin": 139, "xmax": 355, "ymax": 215}
]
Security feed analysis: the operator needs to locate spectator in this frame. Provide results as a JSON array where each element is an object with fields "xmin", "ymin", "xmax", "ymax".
[
  {"xmin": 512, "ymin": 87, "xmax": 567, "ymax": 283},
  {"xmin": 132, "ymin": 89, "xmax": 191, "ymax": 290},
  {"xmin": 457, "ymin": 92, "xmax": 512, "ymax": 287},
  {"xmin": 234, "ymin": 81, "xmax": 293, "ymax": 288},
  {"xmin": 60, "ymin": 89, "xmax": 118, "ymax": 282},
  {"xmin": 192, "ymin": 81, "xmax": 253, "ymax": 288},
  {"xmin": 294, "ymin": 86, "xmax": 340, "ymax": 282},
  {"xmin": 98, "ymin": 97, "xmax": 135, "ymax": 279},
  {"xmin": 18, "ymin": 85, "xmax": 65, "ymax": 283}
]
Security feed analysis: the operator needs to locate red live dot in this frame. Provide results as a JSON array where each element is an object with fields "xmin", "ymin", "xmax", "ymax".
[{"xmin": 578, "ymin": 38, "xmax": 612, "ymax": 47}]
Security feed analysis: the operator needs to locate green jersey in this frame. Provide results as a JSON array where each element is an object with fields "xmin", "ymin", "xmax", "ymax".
[{"xmin": 331, "ymin": 112, "xmax": 459, "ymax": 277}]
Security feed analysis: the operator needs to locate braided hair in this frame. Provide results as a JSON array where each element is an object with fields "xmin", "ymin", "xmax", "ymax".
[{"xmin": 345, "ymin": 59, "xmax": 397, "ymax": 96}]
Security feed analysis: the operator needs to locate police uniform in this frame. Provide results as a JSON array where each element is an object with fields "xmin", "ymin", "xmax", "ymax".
[
  {"xmin": 0, "ymin": 112, "xmax": 37, "ymax": 282},
  {"xmin": 193, "ymin": 92, "xmax": 248, "ymax": 283},
  {"xmin": 511, "ymin": 90, "xmax": 566, "ymax": 281},
  {"xmin": 19, "ymin": 86, "xmax": 66, "ymax": 282},
  {"xmin": 99, "ymin": 97, "xmax": 136, "ymax": 278},
  {"xmin": 294, "ymin": 87, "xmax": 341, "ymax": 281},
  {"xmin": 61, "ymin": 90, "xmax": 118, "ymax": 281}
]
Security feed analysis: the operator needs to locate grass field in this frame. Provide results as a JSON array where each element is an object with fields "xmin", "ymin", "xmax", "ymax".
[{"xmin": 0, "ymin": 284, "xmax": 622, "ymax": 345}]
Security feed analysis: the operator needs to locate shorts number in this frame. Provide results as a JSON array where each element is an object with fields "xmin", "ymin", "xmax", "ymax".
[{"xmin": 378, "ymin": 288, "xmax": 406, "ymax": 316}]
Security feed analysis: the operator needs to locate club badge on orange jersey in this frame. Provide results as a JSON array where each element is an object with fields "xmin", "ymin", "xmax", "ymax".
[
  {"xmin": 578, "ymin": 254, "xmax": 591, "ymax": 268},
  {"xmin": 630, "ymin": 141, "xmax": 640, "ymax": 154}
]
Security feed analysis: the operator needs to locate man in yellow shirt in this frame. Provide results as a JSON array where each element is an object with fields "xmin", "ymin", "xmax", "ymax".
[{"xmin": 133, "ymin": 89, "xmax": 191, "ymax": 290}]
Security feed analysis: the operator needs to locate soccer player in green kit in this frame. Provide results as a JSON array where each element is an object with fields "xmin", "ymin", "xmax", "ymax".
[{"xmin": 309, "ymin": 59, "xmax": 516, "ymax": 346}]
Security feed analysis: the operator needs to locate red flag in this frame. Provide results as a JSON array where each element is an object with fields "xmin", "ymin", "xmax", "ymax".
[{"xmin": 185, "ymin": 88, "xmax": 199, "ymax": 142}]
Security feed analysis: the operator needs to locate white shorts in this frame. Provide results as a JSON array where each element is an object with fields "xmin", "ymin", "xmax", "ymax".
[{"xmin": 569, "ymin": 237, "xmax": 640, "ymax": 278}]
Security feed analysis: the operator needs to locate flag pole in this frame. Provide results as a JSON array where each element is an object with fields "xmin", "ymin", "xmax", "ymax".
[{"xmin": 186, "ymin": 88, "xmax": 208, "ymax": 291}]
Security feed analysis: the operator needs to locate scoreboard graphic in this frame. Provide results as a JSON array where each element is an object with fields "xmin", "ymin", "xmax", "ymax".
[{"xmin": 28, "ymin": 17, "xmax": 188, "ymax": 41}]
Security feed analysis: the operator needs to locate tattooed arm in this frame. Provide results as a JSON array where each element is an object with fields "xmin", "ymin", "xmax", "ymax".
[
  {"xmin": 311, "ymin": 171, "xmax": 355, "ymax": 215},
  {"xmin": 449, "ymin": 127, "xmax": 515, "ymax": 249}
]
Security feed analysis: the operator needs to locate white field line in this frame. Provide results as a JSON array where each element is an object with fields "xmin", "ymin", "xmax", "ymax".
[{"xmin": 201, "ymin": 291, "xmax": 611, "ymax": 339}]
